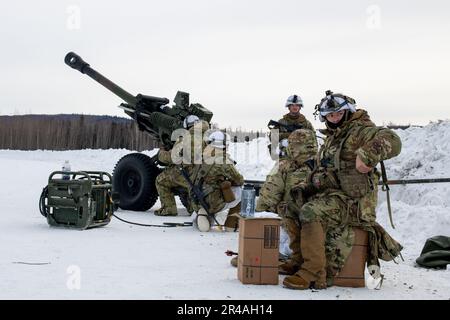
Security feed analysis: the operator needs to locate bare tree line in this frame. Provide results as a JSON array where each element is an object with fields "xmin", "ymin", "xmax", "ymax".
[
  {"xmin": 0, "ymin": 114, "xmax": 159, "ymax": 151},
  {"xmin": 0, "ymin": 115, "xmax": 263, "ymax": 151}
]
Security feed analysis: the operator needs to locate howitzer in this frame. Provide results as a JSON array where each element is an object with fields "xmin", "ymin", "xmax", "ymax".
[
  {"xmin": 65, "ymin": 52, "xmax": 213, "ymax": 149},
  {"xmin": 64, "ymin": 52, "xmax": 213, "ymax": 212},
  {"xmin": 267, "ymin": 120, "xmax": 303, "ymax": 133}
]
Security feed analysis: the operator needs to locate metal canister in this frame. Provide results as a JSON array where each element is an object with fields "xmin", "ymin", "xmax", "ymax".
[{"xmin": 240, "ymin": 184, "xmax": 256, "ymax": 217}]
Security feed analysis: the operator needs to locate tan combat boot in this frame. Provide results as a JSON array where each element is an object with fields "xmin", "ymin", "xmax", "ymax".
[
  {"xmin": 279, "ymin": 218, "xmax": 303, "ymax": 275},
  {"xmin": 154, "ymin": 207, "xmax": 178, "ymax": 216},
  {"xmin": 279, "ymin": 260, "xmax": 300, "ymax": 276},
  {"xmin": 224, "ymin": 203, "xmax": 241, "ymax": 232},
  {"xmin": 283, "ymin": 221, "xmax": 327, "ymax": 290}
]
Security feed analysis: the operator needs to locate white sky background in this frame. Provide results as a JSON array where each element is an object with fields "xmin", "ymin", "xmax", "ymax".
[{"xmin": 1, "ymin": 0, "xmax": 449, "ymax": 131}]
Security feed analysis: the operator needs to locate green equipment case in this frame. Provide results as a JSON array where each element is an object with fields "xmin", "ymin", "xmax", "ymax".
[{"xmin": 44, "ymin": 171, "xmax": 114, "ymax": 230}]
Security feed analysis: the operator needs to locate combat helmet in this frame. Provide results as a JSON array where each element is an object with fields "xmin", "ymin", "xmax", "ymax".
[
  {"xmin": 183, "ymin": 115, "xmax": 200, "ymax": 129},
  {"xmin": 315, "ymin": 90, "xmax": 356, "ymax": 122},
  {"xmin": 207, "ymin": 131, "xmax": 230, "ymax": 149},
  {"xmin": 286, "ymin": 129, "xmax": 318, "ymax": 163},
  {"xmin": 285, "ymin": 94, "xmax": 303, "ymax": 108}
]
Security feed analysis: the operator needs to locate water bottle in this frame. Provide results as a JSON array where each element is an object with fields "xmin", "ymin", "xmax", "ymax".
[
  {"xmin": 240, "ymin": 184, "xmax": 256, "ymax": 217},
  {"xmin": 62, "ymin": 160, "xmax": 71, "ymax": 180}
]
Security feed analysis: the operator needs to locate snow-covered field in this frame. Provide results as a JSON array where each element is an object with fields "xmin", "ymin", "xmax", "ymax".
[{"xmin": 1, "ymin": 121, "xmax": 449, "ymax": 300}]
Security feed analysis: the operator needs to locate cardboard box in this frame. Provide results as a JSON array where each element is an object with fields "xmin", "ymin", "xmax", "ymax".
[
  {"xmin": 333, "ymin": 227, "xmax": 369, "ymax": 288},
  {"xmin": 237, "ymin": 217, "xmax": 281, "ymax": 285}
]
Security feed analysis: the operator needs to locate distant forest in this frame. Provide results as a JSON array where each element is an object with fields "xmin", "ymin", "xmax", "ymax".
[
  {"xmin": 0, "ymin": 114, "xmax": 265, "ymax": 151},
  {"xmin": 0, "ymin": 114, "xmax": 159, "ymax": 151}
]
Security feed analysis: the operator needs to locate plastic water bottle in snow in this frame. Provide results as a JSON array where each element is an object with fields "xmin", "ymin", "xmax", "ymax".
[
  {"xmin": 240, "ymin": 184, "xmax": 256, "ymax": 217},
  {"xmin": 62, "ymin": 160, "xmax": 71, "ymax": 180}
]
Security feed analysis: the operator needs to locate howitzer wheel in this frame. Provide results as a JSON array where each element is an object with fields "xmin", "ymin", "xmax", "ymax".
[{"xmin": 113, "ymin": 153, "xmax": 161, "ymax": 211}]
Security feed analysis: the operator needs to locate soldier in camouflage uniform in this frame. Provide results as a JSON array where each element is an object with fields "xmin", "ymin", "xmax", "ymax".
[
  {"xmin": 269, "ymin": 95, "xmax": 315, "ymax": 159},
  {"xmin": 256, "ymin": 129, "xmax": 318, "ymax": 275},
  {"xmin": 190, "ymin": 131, "xmax": 244, "ymax": 232},
  {"xmin": 155, "ymin": 115, "xmax": 210, "ymax": 216},
  {"xmin": 283, "ymin": 91, "xmax": 403, "ymax": 290}
]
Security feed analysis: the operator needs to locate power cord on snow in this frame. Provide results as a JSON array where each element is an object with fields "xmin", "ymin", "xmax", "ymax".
[
  {"xmin": 111, "ymin": 212, "xmax": 193, "ymax": 228},
  {"xmin": 107, "ymin": 193, "xmax": 193, "ymax": 228}
]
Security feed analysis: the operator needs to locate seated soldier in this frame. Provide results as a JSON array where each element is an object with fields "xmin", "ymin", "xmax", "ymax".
[
  {"xmin": 255, "ymin": 129, "xmax": 318, "ymax": 274},
  {"xmin": 283, "ymin": 90, "xmax": 403, "ymax": 290}
]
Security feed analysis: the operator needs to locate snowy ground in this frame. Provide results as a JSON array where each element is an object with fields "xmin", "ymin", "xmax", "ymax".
[{"xmin": 1, "ymin": 121, "xmax": 449, "ymax": 299}]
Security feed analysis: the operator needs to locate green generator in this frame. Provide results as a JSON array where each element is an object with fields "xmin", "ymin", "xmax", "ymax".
[{"xmin": 40, "ymin": 171, "xmax": 115, "ymax": 230}]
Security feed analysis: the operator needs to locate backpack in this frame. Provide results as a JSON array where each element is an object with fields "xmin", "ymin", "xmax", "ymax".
[{"xmin": 416, "ymin": 236, "xmax": 450, "ymax": 269}]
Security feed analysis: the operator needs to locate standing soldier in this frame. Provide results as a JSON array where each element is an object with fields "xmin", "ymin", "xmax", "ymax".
[
  {"xmin": 255, "ymin": 129, "xmax": 318, "ymax": 274},
  {"xmin": 188, "ymin": 131, "xmax": 244, "ymax": 232},
  {"xmin": 269, "ymin": 94, "xmax": 315, "ymax": 159},
  {"xmin": 283, "ymin": 91, "xmax": 403, "ymax": 290},
  {"xmin": 154, "ymin": 115, "xmax": 209, "ymax": 216}
]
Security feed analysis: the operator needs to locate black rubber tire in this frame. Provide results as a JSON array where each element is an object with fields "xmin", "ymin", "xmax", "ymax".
[{"xmin": 112, "ymin": 153, "xmax": 161, "ymax": 211}]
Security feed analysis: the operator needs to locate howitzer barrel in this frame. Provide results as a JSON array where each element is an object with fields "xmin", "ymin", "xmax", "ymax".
[
  {"xmin": 64, "ymin": 52, "xmax": 138, "ymax": 105},
  {"xmin": 385, "ymin": 178, "xmax": 450, "ymax": 185}
]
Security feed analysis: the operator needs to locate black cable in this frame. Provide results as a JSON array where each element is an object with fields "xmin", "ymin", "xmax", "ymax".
[{"xmin": 112, "ymin": 212, "xmax": 192, "ymax": 228}]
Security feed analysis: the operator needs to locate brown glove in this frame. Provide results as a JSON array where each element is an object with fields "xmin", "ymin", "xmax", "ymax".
[
  {"xmin": 276, "ymin": 201, "xmax": 288, "ymax": 217},
  {"xmin": 290, "ymin": 183, "xmax": 318, "ymax": 206},
  {"xmin": 220, "ymin": 180, "xmax": 236, "ymax": 203}
]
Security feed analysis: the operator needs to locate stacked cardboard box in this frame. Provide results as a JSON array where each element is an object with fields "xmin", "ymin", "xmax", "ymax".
[
  {"xmin": 237, "ymin": 217, "xmax": 281, "ymax": 285},
  {"xmin": 333, "ymin": 227, "xmax": 369, "ymax": 287}
]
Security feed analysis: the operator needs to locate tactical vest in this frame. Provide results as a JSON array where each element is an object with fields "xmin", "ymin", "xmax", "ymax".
[
  {"xmin": 309, "ymin": 125, "xmax": 381, "ymax": 225},
  {"xmin": 312, "ymin": 126, "xmax": 378, "ymax": 197}
]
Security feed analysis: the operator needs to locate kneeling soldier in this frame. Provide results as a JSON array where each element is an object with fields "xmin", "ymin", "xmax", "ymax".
[{"xmin": 189, "ymin": 131, "xmax": 244, "ymax": 232}]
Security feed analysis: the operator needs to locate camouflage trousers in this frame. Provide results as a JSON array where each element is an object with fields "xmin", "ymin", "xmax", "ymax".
[
  {"xmin": 155, "ymin": 166, "xmax": 189, "ymax": 211},
  {"xmin": 299, "ymin": 195, "xmax": 355, "ymax": 280}
]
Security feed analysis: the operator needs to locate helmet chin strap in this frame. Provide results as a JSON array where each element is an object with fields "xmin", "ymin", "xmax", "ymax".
[{"xmin": 326, "ymin": 110, "xmax": 350, "ymax": 129}]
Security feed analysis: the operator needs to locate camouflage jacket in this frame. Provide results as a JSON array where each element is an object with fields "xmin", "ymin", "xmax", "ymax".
[
  {"xmin": 190, "ymin": 146, "xmax": 244, "ymax": 214},
  {"xmin": 278, "ymin": 113, "xmax": 315, "ymax": 140},
  {"xmin": 311, "ymin": 109, "xmax": 402, "ymax": 224},
  {"xmin": 255, "ymin": 159, "xmax": 313, "ymax": 219},
  {"xmin": 268, "ymin": 113, "xmax": 315, "ymax": 160},
  {"xmin": 158, "ymin": 120, "xmax": 210, "ymax": 166}
]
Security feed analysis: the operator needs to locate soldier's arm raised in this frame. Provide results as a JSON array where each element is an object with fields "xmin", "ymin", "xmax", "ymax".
[
  {"xmin": 158, "ymin": 149, "xmax": 173, "ymax": 164},
  {"xmin": 355, "ymin": 127, "xmax": 402, "ymax": 169},
  {"xmin": 158, "ymin": 137, "xmax": 184, "ymax": 165}
]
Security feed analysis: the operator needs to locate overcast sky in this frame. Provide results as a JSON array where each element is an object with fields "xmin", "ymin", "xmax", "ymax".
[{"xmin": 1, "ymin": 0, "xmax": 449, "ymax": 130}]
